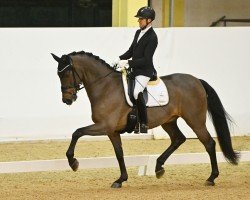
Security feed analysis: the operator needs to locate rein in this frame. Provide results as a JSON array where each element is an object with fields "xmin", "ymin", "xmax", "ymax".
[{"xmin": 58, "ymin": 58, "xmax": 114, "ymax": 93}]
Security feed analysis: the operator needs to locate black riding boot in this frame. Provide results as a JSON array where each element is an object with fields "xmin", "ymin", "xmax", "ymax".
[
  {"xmin": 136, "ymin": 92, "xmax": 148, "ymax": 133},
  {"xmin": 133, "ymin": 107, "xmax": 140, "ymax": 134}
]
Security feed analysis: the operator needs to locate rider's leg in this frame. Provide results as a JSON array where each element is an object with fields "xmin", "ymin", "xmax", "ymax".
[
  {"xmin": 137, "ymin": 92, "xmax": 148, "ymax": 133},
  {"xmin": 134, "ymin": 75, "xmax": 150, "ymax": 133}
]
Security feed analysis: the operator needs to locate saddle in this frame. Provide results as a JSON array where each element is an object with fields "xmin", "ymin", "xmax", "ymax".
[
  {"xmin": 127, "ymin": 71, "xmax": 157, "ymax": 105},
  {"xmin": 119, "ymin": 69, "xmax": 169, "ymax": 134},
  {"xmin": 122, "ymin": 70, "xmax": 169, "ymax": 107}
]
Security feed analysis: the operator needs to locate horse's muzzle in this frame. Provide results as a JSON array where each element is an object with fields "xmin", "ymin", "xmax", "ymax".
[
  {"xmin": 63, "ymin": 98, "xmax": 73, "ymax": 105},
  {"xmin": 62, "ymin": 93, "xmax": 77, "ymax": 105}
]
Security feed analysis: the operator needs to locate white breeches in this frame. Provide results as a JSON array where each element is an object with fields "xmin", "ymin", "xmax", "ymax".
[{"xmin": 133, "ymin": 75, "xmax": 150, "ymax": 100}]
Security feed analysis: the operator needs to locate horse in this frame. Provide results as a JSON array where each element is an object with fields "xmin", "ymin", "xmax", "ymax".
[{"xmin": 51, "ymin": 51, "xmax": 239, "ymax": 188}]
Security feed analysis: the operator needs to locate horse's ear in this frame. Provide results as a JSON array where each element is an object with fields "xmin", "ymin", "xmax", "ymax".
[{"xmin": 51, "ymin": 53, "xmax": 61, "ymax": 63}]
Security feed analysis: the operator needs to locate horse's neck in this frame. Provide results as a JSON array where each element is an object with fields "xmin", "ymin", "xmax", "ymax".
[
  {"xmin": 80, "ymin": 59, "xmax": 111, "ymax": 84},
  {"xmin": 78, "ymin": 57, "xmax": 119, "ymax": 100}
]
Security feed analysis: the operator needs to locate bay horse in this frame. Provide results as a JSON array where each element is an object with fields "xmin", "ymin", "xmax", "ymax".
[{"xmin": 51, "ymin": 51, "xmax": 239, "ymax": 188}]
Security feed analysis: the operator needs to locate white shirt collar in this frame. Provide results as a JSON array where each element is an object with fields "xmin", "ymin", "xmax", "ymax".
[
  {"xmin": 141, "ymin": 25, "xmax": 152, "ymax": 33},
  {"xmin": 137, "ymin": 25, "xmax": 152, "ymax": 42}
]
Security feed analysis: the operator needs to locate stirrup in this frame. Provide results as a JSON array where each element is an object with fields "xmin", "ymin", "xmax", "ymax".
[{"xmin": 140, "ymin": 124, "xmax": 148, "ymax": 133}]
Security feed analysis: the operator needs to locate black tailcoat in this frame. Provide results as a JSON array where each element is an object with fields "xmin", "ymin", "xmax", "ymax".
[{"xmin": 119, "ymin": 27, "xmax": 158, "ymax": 78}]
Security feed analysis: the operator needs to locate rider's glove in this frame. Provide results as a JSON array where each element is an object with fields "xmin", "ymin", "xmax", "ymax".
[
  {"xmin": 111, "ymin": 57, "xmax": 120, "ymax": 68},
  {"xmin": 117, "ymin": 60, "xmax": 129, "ymax": 70}
]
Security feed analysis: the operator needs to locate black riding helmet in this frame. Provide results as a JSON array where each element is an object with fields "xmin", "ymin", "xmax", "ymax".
[{"xmin": 134, "ymin": 6, "xmax": 155, "ymax": 21}]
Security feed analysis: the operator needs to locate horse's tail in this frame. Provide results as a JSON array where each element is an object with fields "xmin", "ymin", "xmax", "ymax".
[{"xmin": 199, "ymin": 79, "xmax": 240, "ymax": 165}]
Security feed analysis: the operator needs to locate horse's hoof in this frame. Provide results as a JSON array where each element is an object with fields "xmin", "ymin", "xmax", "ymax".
[
  {"xmin": 70, "ymin": 158, "xmax": 79, "ymax": 172},
  {"xmin": 111, "ymin": 182, "xmax": 122, "ymax": 188},
  {"xmin": 156, "ymin": 168, "xmax": 165, "ymax": 179},
  {"xmin": 205, "ymin": 180, "xmax": 215, "ymax": 186}
]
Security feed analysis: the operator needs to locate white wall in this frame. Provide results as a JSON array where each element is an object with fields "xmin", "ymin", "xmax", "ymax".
[
  {"xmin": 185, "ymin": 0, "xmax": 250, "ymax": 27},
  {"xmin": 0, "ymin": 27, "xmax": 249, "ymax": 141}
]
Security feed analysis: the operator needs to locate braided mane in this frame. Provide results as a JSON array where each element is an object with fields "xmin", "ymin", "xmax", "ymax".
[{"xmin": 68, "ymin": 51, "xmax": 115, "ymax": 71}]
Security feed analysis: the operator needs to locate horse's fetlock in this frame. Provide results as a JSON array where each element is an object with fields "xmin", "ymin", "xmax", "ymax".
[
  {"xmin": 156, "ymin": 158, "xmax": 164, "ymax": 168},
  {"xmin": 66, "ymin": 151, "xmax": 74, "ymax": 159},
  {"xmin": 213, "ymin": 171, "xmax": 219, "ymax": 178},
  {"xmin": 116, "ymin": 175, "xmax": 127, "ymax": 184},
  {"xmin": 122, "ymin": 175, "xmax": 128, "ymax": 182}
]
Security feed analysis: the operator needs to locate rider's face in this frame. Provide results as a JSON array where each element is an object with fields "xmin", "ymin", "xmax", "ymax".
[{"xmin": 138, "ymin": 18, "xmax": 147, "ymax": 29}]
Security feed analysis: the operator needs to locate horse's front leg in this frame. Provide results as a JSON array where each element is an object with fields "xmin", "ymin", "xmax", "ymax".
[
  {"xmin": 108, "ymin": 133, "xmax": 128, "ymax": 188},
  {"xmin": 66, "ymin": 124, "xmax": 106, "ymax": 171}
]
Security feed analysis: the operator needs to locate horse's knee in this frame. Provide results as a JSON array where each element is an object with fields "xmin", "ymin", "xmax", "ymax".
[{"xmin": 72, "ymin": 128, "xmax": 82, "ymax": 140}]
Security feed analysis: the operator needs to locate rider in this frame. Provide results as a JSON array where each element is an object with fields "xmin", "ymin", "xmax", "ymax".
[{"xmin": 113, "ymin": 6, "xmax": 158, "ymax": 133}]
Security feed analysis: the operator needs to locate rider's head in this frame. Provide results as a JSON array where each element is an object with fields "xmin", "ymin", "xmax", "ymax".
[{"xmin": 135, "ymin": 6, "xmax": 155, "ymax": 30}]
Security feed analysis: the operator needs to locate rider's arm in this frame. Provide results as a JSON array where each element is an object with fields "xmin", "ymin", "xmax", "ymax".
[{"xmin": 128, "ymin": 35, "xmax": 158, "ymax": 68}]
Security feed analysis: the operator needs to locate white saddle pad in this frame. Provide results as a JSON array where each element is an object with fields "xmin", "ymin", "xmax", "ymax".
[{"xmin": 122, "ymin": 72, "xmax": 169, "ymax": 107}]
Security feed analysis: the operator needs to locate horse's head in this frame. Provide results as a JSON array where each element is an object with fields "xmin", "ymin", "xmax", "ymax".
[{"xmin": 51, "ymin": 53, "xmax": 82, "ymax": 105}]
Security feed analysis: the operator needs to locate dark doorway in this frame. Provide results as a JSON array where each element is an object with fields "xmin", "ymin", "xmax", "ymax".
[{"xmin": 0, "ymin": 0, "xmax": 112, "ymax": 27}]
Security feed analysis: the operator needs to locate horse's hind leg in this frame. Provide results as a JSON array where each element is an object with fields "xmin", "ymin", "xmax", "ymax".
[
  {"xmin": 195, "ymin": 126, "xmax": 219, "ymax": 186},
  {"xmin": 155, "ymin": 120, "xmax": 186, "ymax": 178}
]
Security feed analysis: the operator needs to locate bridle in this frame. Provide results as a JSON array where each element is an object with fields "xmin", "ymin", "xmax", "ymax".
[
  {"xmin": 58, "ymin": 57, "xmax": 114, "ymax": 95},
  {"xmin": 58, "ymin": 58, "xmax": 84, "ymax": 94}
]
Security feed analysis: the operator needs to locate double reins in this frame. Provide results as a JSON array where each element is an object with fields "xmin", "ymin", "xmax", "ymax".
[{"xmin": 58, "ymin": 57, "xmax": 114, "ymax": 94}]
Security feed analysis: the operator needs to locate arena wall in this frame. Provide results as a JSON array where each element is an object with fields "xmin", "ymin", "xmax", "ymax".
[{"xmin": 0, "ymin": 27, "xmax": 249, "ymax": 140}]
